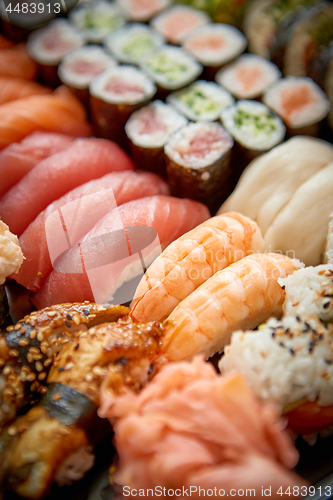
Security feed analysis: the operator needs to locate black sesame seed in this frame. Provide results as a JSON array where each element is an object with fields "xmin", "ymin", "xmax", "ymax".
[
  {"xmin": 66, "ymin": 314, "xmax": 72, "ymax": 321},
  {"xmin": 57, "ymin": 333, "xmax": 62, "ymax": 338},
  {"xmin": 58, "ymin": 367, "xmax": 65, "ymax": 372},
  {"xmin": 324, "ymin": 294, "xmax": 333, "ymax": 298},
  {"xmin": 304, "ymin": 322, "xmax": 311, "ymax": 331},
  {"xmin": 148, "ymin": 364, "xmax": 153, "ymax": 375},
  {"xmin": 318, "ymin": 334, "xmax": 324, "ymax": 341},
  {"xmin": 65, "ymin": 321, "xmax": 71, "ymax": 328},
  {"xmin": 74, "ymin": 343, "xmax": 80, "ymax": 351},
  {"xmin": 289, "ymin": 348, "xmax": 295, "ymax": 356},
  {"xmin": 325, "ymin": 359, "xmax": 332, "ymax": 365},
  {"xmin": 83, "ymin": 309, "xmax": 90, "ymax": 316},
  {"xmin": 119, "ymin": 357, "xmax": 127, "ymax": 365},
  {"xmin": 279, "ymin": 342, "xmax": 285, "ymax": 348},
  {"xmin": 281, "ymin": 285, "xmax": 285, "ymax": 290},
  {"xmin": 323, "ymin": 301, "xmax": 331, "ymax": 309},
  {"xmin": 271, "ymin": 331, "xmax": 276, "ymax": 338},
  {"xmin": 296, "ymin": 316, "xmax": 301, "ymax": 322}
]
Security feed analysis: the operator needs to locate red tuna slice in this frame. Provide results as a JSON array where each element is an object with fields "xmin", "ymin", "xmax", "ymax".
[
  {"xmin": 0, "ymin": 138, "xmax": 135, "ymax": 236},
  {"xmin": 32, "ymin": 195, "xmax": 210, "ymax": 309},
  {"xmin": 15, "ymin": 171, "xmax": 169, "ymax": 292},
  {"xmin": 0, "ymin": 132, "xmax": 75, "ymax": 197}
]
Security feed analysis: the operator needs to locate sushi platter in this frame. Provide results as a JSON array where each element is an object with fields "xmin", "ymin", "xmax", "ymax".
[{"xmin": 0, "ymin": 0, "xmax": 333, "ymax": 499}]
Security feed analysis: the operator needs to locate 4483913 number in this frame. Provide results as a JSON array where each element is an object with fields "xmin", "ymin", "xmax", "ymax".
[
  {"xmin": 277, "ymin": 485, "xmax": 332, "ymax": 497},
  {"xmin": 5, "ymin": 2, "xmax": 61, "ymax": 14}
]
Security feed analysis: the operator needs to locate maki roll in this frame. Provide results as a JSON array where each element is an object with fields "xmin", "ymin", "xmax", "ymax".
[
  {"xmin": 115, "ymin": 0, "xmax": 172, "ymax": 22},
  {"xmin": 69, "ymin": 0, "xmax": 126, "ymax": 44},
  {"xmin": 104, "ymin": 23, "xmax": 164, "ymax": 66},
  {"xmin": 89, "ymin": 66, "xmax": 156, "ymax": 149},
  {"xmin": 140, "ymin": 45, "xmax": 202, "ymax": 98},
  {"xmin": 150, "ymin": 5, "xmax": 210, "ymax": 45},
  {"xmin": 263, "ymin": 76, "xmax": 331, "ymax": 136},
  {"xmin": 27, "ymin": 19, "xmax": 84, "ymax": 87},
  {"xmin": 219, "ymin": 314, "xmax": 333, "ymax": 436},
  {"xmin": 58, "ymin": 46, "xmax": 117, "ymax": 107},
  {"xmin": 216, "ymin": 54, "xmax": 281, "ymax": 100},
  {"xmin": 220, "ymin": 100, "xmax": 285, "ymax": 174},
  {"xmin": 164, "ymin": 121, "xmax": 233, "ymax": 214},
  {"xmin": 182, "ymin": 23, "xmax": 247, "ymax": 79},
  {"xmin": 167, "ymin": 80, "xmax": 234, "ymax": 122},
  {"xmin": 125, "ymin": 100, "xmax": 188, "ymax": 177}
]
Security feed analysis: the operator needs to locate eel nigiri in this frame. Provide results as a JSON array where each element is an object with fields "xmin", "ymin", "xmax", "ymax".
[
  {"xmin": 0, "ymin": 137, "xmax": 135, "ymax": 236},
  {"xmin": 0, "ymin": 303, "xmax": 129, "ymax": 431},
  {"xmin": 0, "ymin": 319, "xmax": 163, "ymax": 499},
  {"xmin": 0, "ymin": 132, "xmax": 75, "ymax": 198},
  {"xmin": 0, "ymin": 44, "xmax": 37, "ymax": 80},
  {"xmin": 32, "ymin": 195, "xmax": 210, "ymax": 309},
  {"xmin": 0, "ymin": 76, "xmax": 51, "ymax": 106},
  {"xmin": 0, "ymin": 86, "xmax": 91, "ymax": 152},
  {"xmin": 130, "ymin": 212, "xmax": 264, "ymax": 323},
  {"xmin": 14, "ymin": 171, "xmax": 169, "ymax": 292},
  {"xmin": 160, "ymin": 253, "xmax": 301, "ymax": 362}
]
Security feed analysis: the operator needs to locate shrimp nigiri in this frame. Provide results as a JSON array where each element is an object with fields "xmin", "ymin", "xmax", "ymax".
[
  {"xmin": 130, "ymin": 212, "xmax": 264, "ymax": 322},
  {"xmin": 160, "ymin": 253, "xmax": 301, "ymax": 362}
]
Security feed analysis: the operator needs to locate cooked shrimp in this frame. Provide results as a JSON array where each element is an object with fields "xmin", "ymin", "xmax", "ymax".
[
  {"xmin": 130, "ymin": 212, "xmax": 264, "ymax": 323},
  {"xmin": 160, "ymin": 253, "xmax": 300, "ymax": 362}
]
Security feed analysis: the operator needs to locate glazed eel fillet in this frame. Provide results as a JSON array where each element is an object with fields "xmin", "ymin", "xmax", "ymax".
[
  {"xmin": 0, "ymin": 302, "xmax": 129, "ymax": 430},
  {"xmin": 0, "ymin": 317, "xmax": 163, "ymax": 499}
]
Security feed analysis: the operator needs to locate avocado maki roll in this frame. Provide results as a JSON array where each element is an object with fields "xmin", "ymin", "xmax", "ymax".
[
  {"xmin": 125, "ymin": 100, "xmax": 188, "ymax": 177},
  {"xmin": 69, "ymin": 0, "xmax": 126, "ymax": 44},
  {"xmin": 167, "ymin": 80, "xmax": 234, "ymax": 122},
  {"xmin": 90, "ymin": 65, "xmax": 156, "ymax": 149},
  {"xmin": 104, "ymin": 23, "xmax": 165, "ymax": 66},
  {"xmin": 58, "ymin": 46, "xmax": 117, "ymax": 107},
  {"xmin": 164, "ymin": 121, "xmax": 234, "ymax": 214},
  {"xmin": 140, "ymin": 45, "xmax": 202, "ymax": 98},
  {"xmin": 216, "ymin": 54, "xmax": 281, "ymax": 100}
]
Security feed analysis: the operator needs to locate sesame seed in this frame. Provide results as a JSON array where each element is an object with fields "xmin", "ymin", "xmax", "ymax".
[
  {"xmin": 47, "ymin": 311, "xmax": 57, "ymax": 317},
  {"xmin": 318, "ymin": 269, "xmax": 326, "ymax": 275},
  {"xmin": 73, "ymin": 316, "xmax": 80, "ymax": 325},
  {"xmin": 20, "ymin": 327, "xmax": 27, "ymax": 335},
  {"xmin": 323, "ymin": 301, "xmax": 331, "ymax": 309},
  {"xmin": 52, "ymin": 392, "xmax": 62, "ymax": 401},
  {"xmin": 3, "ymin": 389, "xmax": 14, "ymax": 397},
  {"xmin": 8, "ymin": 349, "xmax": 19, "ymax": 358},
  {"xmin": 289, "ymin": 348, "xmax": 295, "ymax": 356},
  {"xmin": 74, "ymin": 343, "xmax": 80, "ymax": 350},
  {"xmin": 14, "ymin": 324, "xmax": 21, "ymax": 331},
  {"xmin": 29, "ymin": 347, "xmax": 40, "ymax": 355},
  {"xmin": 37, "ymin": 332, "xmax": 44, "ymax": 342},
  {"xmin": 20, "ymin": 373, "xmax": 27, "ymax": 382},
  {"xmin": 66, "ymin": 314, "xmax": 72, "ymax": 320},
  {"xmin": 38, "ymin": 372, "xmax": 47, "ymax": 381},
  {"xmin": 44, "ymin": 358, "xmax": 52, "ymax": 368},
  {"xmin": 40, "ymin": 386, "xmax": 47, "ymax": 394},
  {"xmin": 292, "ymin": 300, "xmax": 299, "ymax": 307},
  {"xmin": 30, "ymin": 330, "xmax": 37, "ymax": 340},
  {"xmin": 92, "ymin": 366, "xmax": 103, "ymax": 376},
  {"xmin": 7, "ymin": 426, "xmax": 17, "ymax": 436},
  {"xmin": 37, "ymin": 272, "xmax": 43, "ymax": 279},
  {"xmin": 65, "ymin": 362, "xmax": 74, "ymax": 371},
  {"xmin": 26, "ymin": 373, "xmax": 36, "ymax": 382},
  {"xmin": 3, "ymin": 366, "xmax": 12, "ymax": 376},
  {"xmin": 6, "ymin": 326, "xmax": 14, "ymax": 332},
  {"xmin": 27, "ymin": 353, "xmax": 33, "ymax": 364},
  {"xmin": 58, "ymin": 367, "xmax": 65, "ymax": 372},
  {"xmin": 18, "ymin": 338, "xmax": 29, "ymax": 347},
  {"xmin": 21, "ymin": 365, "xmax": 30, "ymax": 374},
  {"xmin": 85, "ymin": 373, "xmax": 93, "ymax": 383},
  {"xmin": 83, "ymin": 309, "xmax": 90, "ymax": 316},
  {"xmin": 65, "ymin": 321, "xmax": 71, "ymax": 328},
  {"xmin": 32, "ymin": 354, "xmax": 43, "ymax": 361}
]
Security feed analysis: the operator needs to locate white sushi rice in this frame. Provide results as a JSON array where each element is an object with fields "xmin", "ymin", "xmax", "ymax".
[
  {"xmin": 104, "ymin": 23, "xmax": 165, "ymax": 65},
  {"xmin": 90, "ymin": 65, "xmax": 156, "ymax": 105},
  {"xmin": 182, "ymin": 23, "xmax": 247, "ymax": 67},
  {"xmin": 165, "ymin": 121, "xmax": 233, "ymax": 169},
  {"xmin": 69, "ymin": 1, "xmax": 125, "ymax": 44},
  {"xmin": 219, "ymin": 316, "xmax": 333, "ymax": 409},
  {"xmin": 55, "ymin": 446, "xmax": 95, "ymax": 486},
  {"xmin": 115, "ymin": 0, "xmax": 172, "ymax": 22},
  {"xmin": 150, "ymin": 5, "xmax": 210, "ymax": 45},
  {"xmin": 58, "ymin": 46, "xmax": 117, "ymax": 89},
  {"xmin": 263, "ymin": 76, "xmax": 331, "ymax": 128},
  {"xmin": 167, "ymin": 80, "xmax": 234, "ymax": 122},
  {"xmin": 0, "ymin": 220, "xmax": 24, "ymax": 285},
  {"xmin": 216, "ymin": 54, "xmax": 281, "ymax": 99},
  {"xmin": 325, "ymin": 212, "xmax": 333, "ymax": 264},
  {"xmin": 220, "ymin": 100, "xmax": 286, "ymax": 151},
  {"xmin": 27, "ymin": 19, "xmax": 84, "ymax": 66},
  {"xmin": 126, "ymin": 100, "xmax": 188, "ymax": 148},
  {"xmin": 140, "ymin": 46, "xmax": 202, "ymax": 91},
  {"xmin": 278, "ymin": 264, "xmax": 333, "ymax": 322}
]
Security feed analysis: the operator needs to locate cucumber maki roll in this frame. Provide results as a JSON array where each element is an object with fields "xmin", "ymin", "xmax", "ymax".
[
  {"xmin": 164, "ymin": 121, "xmax": 233, "ymax": 214},
  {"xmin": 167, "ymin": 80, "xmax": 234, "ymax": 122},
  {"xmin": 125, "ymin": 100, "xmax": 188, "ymax": 177}
]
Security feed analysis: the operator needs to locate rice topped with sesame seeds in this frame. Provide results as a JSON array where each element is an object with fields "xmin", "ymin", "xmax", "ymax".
[
  {"xmin": 0, "ymin": 220, "xmax": 24, "ymax": 285},
  {"xmin": 279, "ymin": 264, "xmax": 333, "ymax": 322},
  {"xmin": 219, "ymin": 316, "xmax": 333, "ymax": 409}
]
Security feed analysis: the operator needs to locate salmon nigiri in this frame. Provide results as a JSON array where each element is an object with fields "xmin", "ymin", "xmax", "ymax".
[
  {"xmin": 14, "ymin": 171, "xmax": 169, "ymax": 292},
  {"xmin": 32, "ymin": 196, "xmax": 210, "ymax": 309},
  {"xmin": 0, "ymin": 76, "xmax": 51, "ymax": 106},
  {"xmin": 0, "ymin": 44, "xmax": 37, "ymax": 80},
  {"xmin": 0, "ymin": 138, "xmax": 135, "ymax": 235},
  {"xmin": 0, "ymin": 132, "xmax": 75, "ymax": 197},
  {"xmin": 0, "ymin": 86, "xmax": 91, "ymax": 151}
]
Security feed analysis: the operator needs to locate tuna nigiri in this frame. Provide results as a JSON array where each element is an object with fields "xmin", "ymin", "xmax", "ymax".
[
  {"xmin": 0, "ymin": 86, "xmax": 91, "ymax": 152},
  {"xmin": 32, "ymin": 196, "xmax": 210, "ymax": 309},
  {"xmin": 0, "ymin": 76, "xmax": 51, "ymax": 106},
  {"xmin": 0, "ymin": 132, "xmax": 75, "ymax": 197},
  {"xmin": 0, "ymin": 44, "xmax": 37, "ymax": 80},
  {"xmin": 14, "ymin": 171, "xmax": 169, "ymax": 292},
  {"xmin": 0, "ymin": 137, "xmax": 135, "ymax": 236}
]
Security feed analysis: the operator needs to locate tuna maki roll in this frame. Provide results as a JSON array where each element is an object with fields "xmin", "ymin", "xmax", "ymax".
[
  {"xmin": 27, "ymin": 19, "xmax": 84, "ymax": 87},
  {"xmin": 220, "ymin": 100, "xmax": 285, "ymax": 173},
  {"xmin": 104, "ymin": 23, "xmax": 164, "ymax": 66},
  {"xmin": 167, "ymin": 80, "xmax": 234, "ymax": 122},
  {"xmin": 125, "ymin": 100, "xmax": 187, "ymax": 177},
  {"xmin": 164, "ymin": 121, "xmax": 233, "ymax": 214},
  {"xmin": 182, "ymin": 23, "xmax": 247, "ymax": 79},
  {"xmin": 150, "ymin": 5, "xmax": 210, "ymax": 45},
  {"xmin": 216, "ymin": 54, "xmax": 281, "ymax": 100},
  {"xmin": 69, "ymin": 1, "xmax": 126, "ymax": 44},
  {"xmin": 116, "ymin": 0, "xmax": 172, "ymax": 22},
  {"xmin": 140, "ymin": 45, "xmax": 202, "ymax": 98},
  {"xmin": 90, "ymin": 66, "xmax": 156, "ymax": 149},
  {"xmin": 263, "ymin": 76, "xmax": 331, "ymax": 136},
  {"xmin": 58, "ymin": 46, "xmax": 117, "ymax": 107}
]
